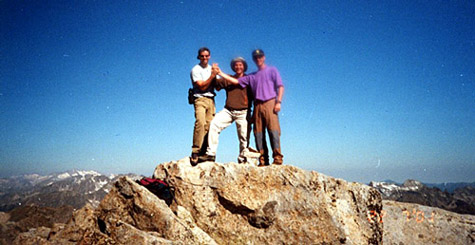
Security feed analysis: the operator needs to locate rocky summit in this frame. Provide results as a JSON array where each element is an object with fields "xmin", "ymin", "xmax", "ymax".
[{"xmin": 33, "ymin": 158, "xmax": 383, "ymax": 244}]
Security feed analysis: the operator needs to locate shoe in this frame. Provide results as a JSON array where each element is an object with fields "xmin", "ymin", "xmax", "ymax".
[
  {"xmin": 199, "ymin": 155, "xmax": 215, "ymax": 163},
  {"xmin": 272, "ymin": 158, "xmax": 283, "ymax": 165},
  {"xmin": 258, "ymin": 155, "xmax": 269, "ymax": 166},
  {"xmin": 190, "ymin": 153, "xmax": 199, "ymax": 166}
]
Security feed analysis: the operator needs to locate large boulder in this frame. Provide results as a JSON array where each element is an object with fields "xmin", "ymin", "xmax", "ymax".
[{"xmin": 153, "ymin": 158, "xmax": 383, "ymax": 244}]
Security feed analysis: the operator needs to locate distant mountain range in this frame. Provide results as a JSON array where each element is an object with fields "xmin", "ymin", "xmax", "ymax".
[
  {"xmin": 369, "ymin": 179, "xmax": 475, "ymax": 215},
  {"xmin": 372, "ymin": 179, "xmax": 475, "ymax": 193},
  {"xmin": 0, "ymin": 170, "xmax": 143, "ymax": 212}
]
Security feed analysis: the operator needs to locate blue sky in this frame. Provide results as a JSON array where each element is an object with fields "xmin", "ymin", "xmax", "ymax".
[{"xmin": 1, "ymin": 0, "xmax": 473, "ymax": 183}]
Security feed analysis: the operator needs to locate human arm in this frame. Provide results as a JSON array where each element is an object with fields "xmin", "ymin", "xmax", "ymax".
[
  {"xmin": 271, "ymin": 67, "xmax": 284, "ymax": 113},
  {"xmin": 274, "ymin": 85, "xmax": 284, "ymax": 113},
  {"xmin": 214, "ymin": 76, "xmax": 226, "ymax": 91},
  {"xmin": 217, "ymin": 69, "xmax": 239, "ymax": 85},
  {"xmin": 193, "ymin": 64, "xmax": 218, "ymax": 91},
  {"xmin": 213, "ymin": 64, "xmax": 226, "ymax": 91}
]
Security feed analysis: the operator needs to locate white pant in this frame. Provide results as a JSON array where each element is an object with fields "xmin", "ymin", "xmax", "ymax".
[{"xmin": 206, "ymin": 108, "xmax": 250, "ymax": 162}]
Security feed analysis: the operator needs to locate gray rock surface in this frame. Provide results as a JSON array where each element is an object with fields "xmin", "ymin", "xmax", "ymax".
[
  {"xmin": 152, "ymin": 158, "xmax": 383, "ymax": 244},
  {"xmin": 382, "ymin": 200, "xmax": 475, "ymax": 245}
]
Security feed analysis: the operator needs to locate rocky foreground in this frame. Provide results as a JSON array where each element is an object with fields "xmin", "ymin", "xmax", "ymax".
[
  {"xmin": 5, "ymin": 158, "xmax": 474, "ymax": 244},
  {"xmin": 14, "ymin": 158, "xmax": 383, "ymax": 244}
]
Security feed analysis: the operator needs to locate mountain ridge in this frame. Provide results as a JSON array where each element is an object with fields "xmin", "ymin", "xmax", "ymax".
[
  {"xmin": 369, "ymin": 179, "xmax": 475, "ymax": 215},
  {"xmin": 0, "ymin": 169, "xmax": 143, "ymax": 212},
  {"xmin": 369, "ymin": 179, "xmax": 475, "ymax": 193}
]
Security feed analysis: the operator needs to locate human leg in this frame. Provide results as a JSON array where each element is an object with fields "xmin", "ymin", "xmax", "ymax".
[
  {"xmin": 191, "ymin": 98, "xmax": 210, "ymax": 165},
  {"xmin": 263, "ymin": 100, "xmax": 283, "ymax": 164},
  {"xmin": 206, "ymin": 108, "xmax": 233, "ymax": 157},
  {"xmin": 253, "ymin": 103, "xmax": 270, "ymax": 166},
  {"xmin": 234, "ymin": 109, "xmax": 249, "ymax": 163},
  {"xmin": 246, "ymin": 109, "xmax": 252, "ymax": 148},
  {"xmin": 192, "ymin": 97, "xmax": 208, "ymax": 155},
  {"xmin": 200, "ymin": 98, "xmax": 216, "ymax": 155}
]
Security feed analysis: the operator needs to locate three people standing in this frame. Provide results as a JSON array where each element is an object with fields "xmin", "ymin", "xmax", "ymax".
[{"xmin": 190, "ymin": 47, "xmax": 284, "ymax": 166}]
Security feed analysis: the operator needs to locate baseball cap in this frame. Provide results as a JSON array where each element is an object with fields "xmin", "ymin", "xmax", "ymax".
[{"xmin": 252, "ymin": 49, "xmax": 265, "ymax": 58}]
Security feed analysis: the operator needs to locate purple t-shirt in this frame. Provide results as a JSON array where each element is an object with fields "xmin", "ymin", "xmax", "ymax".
[{"xmin": 238, "ymin": 66, "xmax": 283, "ymax": 102}]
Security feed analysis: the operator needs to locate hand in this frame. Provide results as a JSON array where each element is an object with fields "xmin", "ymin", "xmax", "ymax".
[
  {"xmin": 274, "ymin": 102, "xmax": 281, "ymax": 113},
  {"xmin": 211, "ymin": 63, "xmax": 219, "ymax": 74},
  {"xmin": 214, "ymin": 63, "xmax": 222, "ymax": 74}
]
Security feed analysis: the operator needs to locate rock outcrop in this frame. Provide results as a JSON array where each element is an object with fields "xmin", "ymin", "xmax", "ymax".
[
  {"xmin": 40, "ymin": 158, "xmax": 383, "ymax": 244},
  {"xmin": 382, "ymin": 200, "xmax": 475, "ymax": 245}
]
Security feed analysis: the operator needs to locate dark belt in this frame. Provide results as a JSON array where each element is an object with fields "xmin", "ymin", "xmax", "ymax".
[{"xmin": 225, "ymin": 106, "xmax": 248, "ymax": 111}]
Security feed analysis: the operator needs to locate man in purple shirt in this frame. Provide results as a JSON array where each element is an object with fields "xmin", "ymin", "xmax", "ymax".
[{"xmin": 217, "ymin": 49, "xmax": 284, "ymax": 166}]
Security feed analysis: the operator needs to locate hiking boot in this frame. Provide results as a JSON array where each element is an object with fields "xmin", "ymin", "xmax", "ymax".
[
  {"xmin": 259, "ymin": 155, "xmax": 269, "ymax": 166},
  {"xmin": 190, "ymin": 153, "xmax": 199, "ymax": 166},
  {"xmin": 198, "ymin": 155, "xmax": 215, "ymax": 163}
]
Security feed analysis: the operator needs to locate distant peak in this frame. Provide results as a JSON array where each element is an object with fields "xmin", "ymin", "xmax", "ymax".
[
  {"xmin": 70, "ymin": 170, "xmax": 102, "ymax": 177},
  {"xmin": 402, "ymin": 179, "xmax": 423, "ymax": 187}
]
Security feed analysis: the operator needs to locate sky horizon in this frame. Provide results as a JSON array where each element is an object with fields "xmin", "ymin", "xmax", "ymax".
[{"xmin": 1, "ymin": 1, "xmax": 474, "ymax": 184}]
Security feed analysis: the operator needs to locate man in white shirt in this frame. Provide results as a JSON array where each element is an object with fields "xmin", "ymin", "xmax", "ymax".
[{"xmin": 189, "ymin": 47, "xmax": 218, "ymax": 166}]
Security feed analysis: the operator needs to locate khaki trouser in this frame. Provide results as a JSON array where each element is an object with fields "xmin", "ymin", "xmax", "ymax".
[
  {"xmin": 206, "ymin": 107, "xmax": 251, "ymax": 163},
  {"xmin": 253, "ymin": 99, "xmax": 283, "ymax": 164},
  {"xmin": 192, "ymin": 97, "xmax": 215, "ymax": 155}
]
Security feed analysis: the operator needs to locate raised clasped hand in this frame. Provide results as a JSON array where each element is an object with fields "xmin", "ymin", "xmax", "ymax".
[{"xmin": 212, "ymin": 64, "xmax": 221, "ymax": 75}]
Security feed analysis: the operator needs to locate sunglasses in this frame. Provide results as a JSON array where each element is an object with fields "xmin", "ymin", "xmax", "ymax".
[{"xmin": 199, "ymin": 55, "xmax": 210, "ymax": 58}]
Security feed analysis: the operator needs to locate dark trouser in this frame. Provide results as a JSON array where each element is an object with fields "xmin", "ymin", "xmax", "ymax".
[{"xmin": 253, "ymin": 99, "xmax": 283, "ymax": 164}]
